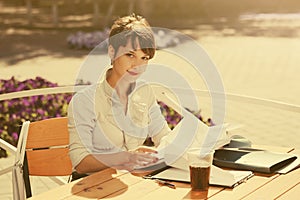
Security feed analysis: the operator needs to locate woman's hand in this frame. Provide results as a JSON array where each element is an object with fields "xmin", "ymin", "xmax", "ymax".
[
  {"xmin": 130, "ymin": 145, "xmax": 158, "ymax": 154},
  {"xmin": 113, "ymin": 150, "xmax": 159, "ymax": 171},
  {"xmin": 127, "ymin": 151, "xmax": 158, "ymax": 169},
  {"xmin": 93, "ymin": 148, "xmax": 159, "ymax": 171}
]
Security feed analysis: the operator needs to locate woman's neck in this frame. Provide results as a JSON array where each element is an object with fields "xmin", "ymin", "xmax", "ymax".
[
  {"xmin": 106, "ymin": 70, "xmax": 133, "ymax": 113},
  {"xmin": 107, "ymin": 71, "xmax": 131, "ymax": 95}
]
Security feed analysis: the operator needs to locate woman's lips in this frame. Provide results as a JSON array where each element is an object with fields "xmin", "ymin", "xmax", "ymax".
[{"xmin": 127, "ymin": 70, "xmax": 139, "ymax": 76}]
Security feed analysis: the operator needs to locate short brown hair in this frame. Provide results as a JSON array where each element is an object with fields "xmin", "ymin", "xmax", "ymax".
[{"xmin": 109, "ymin": 14, "xmax": 155, "ymax": 59}]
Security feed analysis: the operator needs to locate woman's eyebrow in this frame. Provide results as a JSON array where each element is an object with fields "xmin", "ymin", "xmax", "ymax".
[{"xmin": 128, "ymin": 50, "xmax": 135, "ymax": 54}]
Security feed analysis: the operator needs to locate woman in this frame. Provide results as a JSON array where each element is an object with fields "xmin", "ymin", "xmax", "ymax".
[{"xmin": 68, "ymin": 14, "xmax": 170, "ymax": 176}]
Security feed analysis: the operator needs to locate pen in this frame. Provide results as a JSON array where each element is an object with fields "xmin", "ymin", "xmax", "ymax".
[{"xmin": 155, "ymin": 179, "xmax": 176, "ymax": 189}]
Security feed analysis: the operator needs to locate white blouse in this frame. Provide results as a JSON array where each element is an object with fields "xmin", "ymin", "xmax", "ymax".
[{"xmin": 68, "ymin": 72, "xmax": 170, "ymax": 168}]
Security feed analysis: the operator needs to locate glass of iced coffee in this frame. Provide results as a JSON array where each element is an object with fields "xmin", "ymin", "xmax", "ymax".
[{"xmin": 187, "ymin": 148, "xmax": 214, "ymax": 191}]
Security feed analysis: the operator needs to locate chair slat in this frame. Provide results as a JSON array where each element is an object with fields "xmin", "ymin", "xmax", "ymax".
[
  {"xmin": 26, "ymin": 148, "xmax": 72, "ymax": 176},
  {"xmin": 26, "ymin": 117, "xmax": 69, "ymax": 149}
]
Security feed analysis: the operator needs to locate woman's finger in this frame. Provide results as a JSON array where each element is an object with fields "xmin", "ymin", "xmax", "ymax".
[
  {"xmin": 135, "ymin": 146, "xmax": 158, "ymax": 153},
  {"xmin": 130, "ymin": 152, "xmax": 158, "ymax": 164}
]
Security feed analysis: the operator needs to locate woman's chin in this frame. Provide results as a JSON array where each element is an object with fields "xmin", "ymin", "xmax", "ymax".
[{"xmin": 123, "ymin": 74, "xmax": 140, "ymax": 83}]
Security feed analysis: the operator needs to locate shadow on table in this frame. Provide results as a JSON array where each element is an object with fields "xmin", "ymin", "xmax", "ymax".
[
  {"xmin": 183, "ymin": 190, "xmax": 209, "ymax": 200},
  {"xmin": 71, "ymin": 168, "xmax": 128, "ymax": 199}
]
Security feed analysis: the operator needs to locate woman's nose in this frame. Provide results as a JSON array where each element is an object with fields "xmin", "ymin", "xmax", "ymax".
[
  {"xmin": 131, "ymin": 60, "xmax": 147, "ymax": 73},
  {"xmin": 131, "ymin": 58, "xmax": 147, "ymax": 67}
]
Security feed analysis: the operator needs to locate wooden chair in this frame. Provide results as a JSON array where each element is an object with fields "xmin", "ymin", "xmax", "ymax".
[{"xmin": 12, "ymin": 117, "xmax": 73, "ymax": 200}]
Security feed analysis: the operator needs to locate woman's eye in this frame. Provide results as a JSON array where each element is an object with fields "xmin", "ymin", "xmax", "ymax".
[
  {"xmin": 126, "ymin": 53, "xmax": 134, "ymax": 58},
  {"xmin": 142, "ymin": 56, "xmax": 150, "ymax": 61}
]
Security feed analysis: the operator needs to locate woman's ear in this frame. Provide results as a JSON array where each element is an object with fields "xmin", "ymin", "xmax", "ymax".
[{"xmin": 108, "ymin": 45, "xmax": 115, "ymax": 60}]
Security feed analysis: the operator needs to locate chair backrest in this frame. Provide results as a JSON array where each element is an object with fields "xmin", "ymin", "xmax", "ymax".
[
  {"xmin": 25, "ymin": 117, "xmax": 72, "ymax": 176},
  {"xmin": 13, "ymin": 117, "xmax": 73, "ymax": 199}
]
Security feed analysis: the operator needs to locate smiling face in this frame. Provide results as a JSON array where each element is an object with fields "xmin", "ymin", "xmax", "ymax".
[{"xmin": 108, "ymin": 38, "xmax": 151, "ymax": 87}]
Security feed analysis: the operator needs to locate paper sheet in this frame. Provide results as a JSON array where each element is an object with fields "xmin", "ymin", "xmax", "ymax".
[{"xmin": 157, "ymin": 110, "xmax": 230, "ymax": 170}]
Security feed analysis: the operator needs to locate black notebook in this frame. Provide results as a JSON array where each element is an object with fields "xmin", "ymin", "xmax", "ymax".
[{"xmin": 213, "ymin": 148, "xmax": 297, "ymax": 174}]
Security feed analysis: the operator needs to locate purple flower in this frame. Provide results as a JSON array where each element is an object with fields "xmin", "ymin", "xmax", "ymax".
[
  {"xmin": 36, "ymin": 108, "xmax": 45, "ymax": 115},
  {"xmin": 22, "ymin": 98, "xmax": 30, "ymax": 106},
  {"xmin": 11, "ymin": 132, "xmax": 18, "ymax": 141}
]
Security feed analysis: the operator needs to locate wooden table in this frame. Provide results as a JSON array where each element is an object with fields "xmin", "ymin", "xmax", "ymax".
[{"xmin": 29, "ymin": 146, "xmax": 300, "ymax": 200}]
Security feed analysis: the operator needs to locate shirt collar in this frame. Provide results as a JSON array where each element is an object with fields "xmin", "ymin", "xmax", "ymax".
[
  {"xmin": 101, "ymin": 68, "xmax": 137, "ymax": 101},
  {"xmin": 103, "ymin": 73, "xmax": 114, "ymax": 99}
]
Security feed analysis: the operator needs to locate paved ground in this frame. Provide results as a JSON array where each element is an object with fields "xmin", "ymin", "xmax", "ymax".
[{"xmin": 1, "ymin": 12, "xmax": 300, "ymax": 200}]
